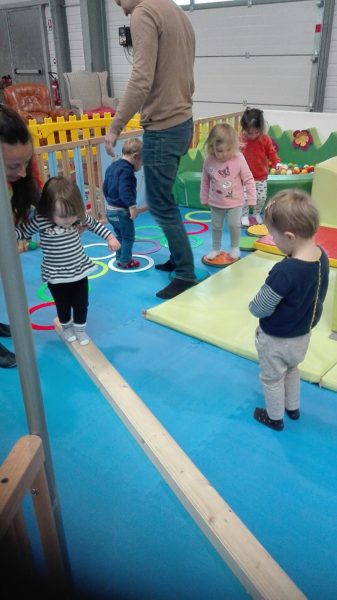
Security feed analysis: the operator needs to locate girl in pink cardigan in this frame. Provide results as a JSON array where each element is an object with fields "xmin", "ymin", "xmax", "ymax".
[{"xmin": 200, "ymin": 123, "xmax": 256, "ymax": 265}]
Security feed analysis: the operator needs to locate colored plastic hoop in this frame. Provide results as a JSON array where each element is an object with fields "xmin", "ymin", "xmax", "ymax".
[
  {"xmin": 161, "ymin": 235, "xmax": 203, "ymax": 249},
  {"xmin": 135, "ymin": 225, "xmax": 164, "ymax": 240},
  {"xmin": 133, "ymin": 239, "xmax": 161, "ymax": 254},
  {"xmin": 88, "ymin": 260, "xmax": 109, "ymax": 279},
  {"xmin": 83, "ymin": 243, "xmax": 116, "ymax": 261},
  {"xmin": 183, "ymin": 220, "xmax": 208, "ymax": 235},
  {"xmin": 108, "ymin": 254, "xmax": 154, "ymax": 273},
  {"xmin": 37, "ymin": 282, "xmax": 92, "ymax": 301},
  {"xmin": 185, "ymin": 210, "xmax": 211, "ymax": 223},
  {"xmin": 29, "ymin": 302, "xmax": 55, "ymax": 331}
]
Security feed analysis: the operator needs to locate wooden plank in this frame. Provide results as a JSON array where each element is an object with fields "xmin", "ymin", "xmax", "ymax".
[
  {"xmin": 54, "ymin": 320, "xmax": 306, "ymax": 600},
  {"xmin": 32, "ymin": 464, "xmax": 68, "ymax": 581},
  {"xmin": 0, "ymin": 435, "xmax": 43, "ymax": 537}
]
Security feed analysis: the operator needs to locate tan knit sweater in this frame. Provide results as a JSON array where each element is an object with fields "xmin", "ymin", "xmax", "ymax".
[{"xmin": 110, "ymin": 0, "xmax": 195, "ymax": 136}]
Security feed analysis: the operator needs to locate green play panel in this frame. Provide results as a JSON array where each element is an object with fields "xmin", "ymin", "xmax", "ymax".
[{"xmin": 145, "ymin": 251, "xmax": 337, "ymax": 385}]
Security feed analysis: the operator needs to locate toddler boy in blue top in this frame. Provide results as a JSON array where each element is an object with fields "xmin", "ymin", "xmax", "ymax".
[
  {"xmin": 104, "ymin": 137, "xmax": 143, "ymax": 268},
  {"xmin": 249, "ymin": 189, "xmax": 329, "ymax": 431}
]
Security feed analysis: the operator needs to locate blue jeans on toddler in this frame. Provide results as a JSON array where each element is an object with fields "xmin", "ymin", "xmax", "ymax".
[
  {"xmin": 142, "ymin": 118, "xmax": 195, "ymax": 282},
  {"xmin": 106, "ymin": 208, "xmax": 135, "ymax": 264}
]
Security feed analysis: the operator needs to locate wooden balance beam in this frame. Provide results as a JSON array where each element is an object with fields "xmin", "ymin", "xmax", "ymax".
[{"xmin": 54, "ymin": 319, "xmax": 306, "ymax": 600}]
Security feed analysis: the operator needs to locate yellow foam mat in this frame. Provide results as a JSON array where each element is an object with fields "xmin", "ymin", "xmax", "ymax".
[
  {"xmin": 145, "ymin": 251, "xmax": 337, "ymax": 385},
  {"xmin": 321, "ymin": 362, "xmax": 337, "ymax": 391}
]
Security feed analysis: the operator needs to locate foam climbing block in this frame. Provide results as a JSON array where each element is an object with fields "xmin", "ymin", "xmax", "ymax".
[
  {"xmin": 321, "ymin": 360, "xmax": 337, "ymax": 392},
  {"xmin": 312, "ymin": 157, "xmax": 337, "ymax": 228},
  {"xmin": 266, "ymin": 173, "xmax": 313, "ymax": 202},
  {"xmin": 254, "ymin": 227, "xmax": 337, "ymax": 267},
  {"xmin": 145, "ymin": 252, "xmax": 337, "ymax": 385}
]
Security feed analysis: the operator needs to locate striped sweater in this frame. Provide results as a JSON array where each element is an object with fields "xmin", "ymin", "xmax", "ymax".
[{"xmin": 16, "ymin": 213, "xmax": 112, "ymax": 284}]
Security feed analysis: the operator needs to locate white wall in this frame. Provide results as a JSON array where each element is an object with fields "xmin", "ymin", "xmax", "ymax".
[
  {"xmin": 105, "ymin": 0, "xmax": 133, "ymax": 100},
  {"xmin": 264, "ymin": 110, "xmax": 337, "ymax": 142},
  {"xmin": 64, "ymin": 0, "xmax": 85, "ymax": 72},
  {"xmin": 1, "ymin": 0, "xmax": 336, "ymax": 114},
  {"xmin": 105, "ymin": 0, "xmax": 337, "ymax": 117},
  {"xmin": 324, "ymin": 1, "xmax": 337, "ymax": 112}
]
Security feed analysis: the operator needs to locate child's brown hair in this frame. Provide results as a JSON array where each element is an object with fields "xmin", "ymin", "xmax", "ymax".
[
  {"xmin": 38, "ymin": 176, "xmax": 86, "ymax": 221},
  {"xmin": 265, "ymin": 189, "xmax": 319, "ymax": 238},
  {"xmin": 206, "ymin": 123, "xmax": 239, "ymax": 158},
  {"xmin": 122, "ymin": 137, "xmax": 142, "ymax": 158}
]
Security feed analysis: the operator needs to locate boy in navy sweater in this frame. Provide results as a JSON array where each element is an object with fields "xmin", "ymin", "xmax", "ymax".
[
  {"xmin": 249, "ymin": 189, "xmax": 329, "ymax": 431},
  {"xmin": 104, "ymin": 138, "xmax": 143, "ymax": 268}
]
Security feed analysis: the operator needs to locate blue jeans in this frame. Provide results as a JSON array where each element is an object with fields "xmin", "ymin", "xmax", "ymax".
[
  {"xmin": 143, "ymin": 119, "xmax": 195, "ymax": 282},
  {"xmin": 106, "ymin": 208, "xmax": 135, "ymax": 264}
]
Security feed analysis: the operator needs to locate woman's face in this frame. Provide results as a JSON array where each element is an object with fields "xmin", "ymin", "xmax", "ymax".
[{"xmin": 2, "ymin": 141, "xmax": 33, "ymax": 183}]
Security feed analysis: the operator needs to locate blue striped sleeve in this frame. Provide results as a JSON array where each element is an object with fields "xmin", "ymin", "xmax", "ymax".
[{"xmin": 249, "ymin": 283, "xmax": 283, "ymax": 318}]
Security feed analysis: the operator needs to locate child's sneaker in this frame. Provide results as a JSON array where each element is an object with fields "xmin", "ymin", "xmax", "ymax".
[
  {"xmin": 61, "ymin": 321, "xmax": 76, "ymax": 343},
  {"xmin": 74, "ymin": 324, "xmax": 90, "ymax": 346},
  {"xmin": 254, "ymin": 407, "xmax": 284, "ymax": 431},
  {"xmin": 254, "ymin": 214, "xmax": 263, "ymax": 225},
  {"xmin": 241, "ymin": 215, "xmax": 250, "ymax": 227},
  {"xmin": 205, "ymin": 250, "xmax": 220, "ymax": 260},
  {"xmin": 230, "ymin": 247, "xmax": 240, "ymax": 260},
  {"xmin": 117, "ymin": 259, "xmax": 140, "ymax": 269},
  {"xmin": 285, "ymin": 408, "xmax": 300, "ymax": 420}
]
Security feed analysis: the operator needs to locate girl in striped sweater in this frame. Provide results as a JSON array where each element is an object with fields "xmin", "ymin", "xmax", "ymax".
[{"xmin": 16, "ymin": 176, "xmax": 120, "ymax": 346}]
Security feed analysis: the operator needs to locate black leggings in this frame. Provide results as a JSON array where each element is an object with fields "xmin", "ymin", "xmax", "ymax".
[{"xmin": 48, "ymin": 278, "xmax": 89, "ymax": 325}]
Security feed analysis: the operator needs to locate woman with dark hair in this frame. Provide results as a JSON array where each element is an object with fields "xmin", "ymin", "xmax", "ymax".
[{"xmin": 0, "ymin": 104, "xmax": 42, "ymax": 368}]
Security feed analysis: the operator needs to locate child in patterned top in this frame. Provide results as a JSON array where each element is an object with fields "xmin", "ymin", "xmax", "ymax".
[
  {"xmin": 15, "ymin": 176, "xmax": 120, "ymax": 346},
  {"xmin": 200, "ymin": 123, "xmax": 256, "ymax": 265},
  {"xmin": 249, "ymin": 189, "xmax": 329, "ymax": 431},
  {"xmin": 240, "ymin": 107, "xmax": 280, "ymax": 227}
]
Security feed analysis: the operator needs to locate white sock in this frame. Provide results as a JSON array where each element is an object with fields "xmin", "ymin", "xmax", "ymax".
[
  {"xmin": 74, "ymin": 323, "xmax": 90, "ymax": 346},
  {"xmin": 230, "ymin": 247, "xmax": 240, "ymax": 259},
  {"xmin": 206, "ymin": 250, "xmax": 220, "ymax": 260},
  {"xmin": 61, "ymin": 320, "xmax": 76, "ymax": 343}
]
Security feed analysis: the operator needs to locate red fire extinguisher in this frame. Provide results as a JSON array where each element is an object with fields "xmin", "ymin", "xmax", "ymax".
[{"xmin": 49, "ymin": 71, "xmax": 60, "ymax": 106}]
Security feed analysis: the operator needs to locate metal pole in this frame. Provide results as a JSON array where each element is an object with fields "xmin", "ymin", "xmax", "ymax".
[{"xmin": 0, "ymin": 148, "xmax": 72, "ymax": 585}]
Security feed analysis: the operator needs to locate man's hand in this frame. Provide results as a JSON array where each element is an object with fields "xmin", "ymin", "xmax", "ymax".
[
  {"xmin": 107, "ymin": 234, "xmax": 121, "ymax": 252},
  {"xmin": 129, "ymin": 206, "xmax": 138, "ymax": 221},
  {"xmin": 104, "ymin": 131, "xmax": 118, "ymax": 158}
]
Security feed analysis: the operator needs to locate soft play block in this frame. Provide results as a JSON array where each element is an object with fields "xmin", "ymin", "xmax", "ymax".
[
  {"xmin": 145, "ymin": 252, "xmax": 337, "ymax": 385},
  {"xmin": 266, "ymin": 173, "xmax": 313, "ymax": 201},
  {"xmin": 311, "ymin": 157, "xmax": 337, "ymax": 228},
  {"xmin": 254, "ymin": 227, "xmax": 337, "ymax": 268},
  {"xmin": 321, "ymin": 361, "xmax": 337, "ymax": 392}
]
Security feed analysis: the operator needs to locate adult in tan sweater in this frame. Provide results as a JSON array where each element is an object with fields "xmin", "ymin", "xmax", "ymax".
[{"xmin": 105, "ymin": 0, "xmax": 196, "ymax": 299}]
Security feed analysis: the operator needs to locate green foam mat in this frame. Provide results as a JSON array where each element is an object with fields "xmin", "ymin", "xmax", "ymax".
[{"xmin": 145, "ymin": 252, "xmax": 337, "ymax": 385}]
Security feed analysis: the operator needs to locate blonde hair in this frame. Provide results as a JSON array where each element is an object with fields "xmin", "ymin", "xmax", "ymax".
[
  {"xmin": 206, "ymin": 123, "xmax": 239, "ymax": 158},
  {"xmin": 265, "ymin": 189, "xmax": 319, "ymax": 238},
  {"xmin": 122, "ymin": 137, "xmax": 142, "ymax": 157},
  {"xmin": 38, "ymin": 176, "xmax": 85, "ymax": 221}
]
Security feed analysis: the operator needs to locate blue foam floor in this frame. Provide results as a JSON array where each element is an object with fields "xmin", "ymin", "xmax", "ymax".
[{"xmin": 1, "ymin": 208, "xmax": 337, "ymax": 599}]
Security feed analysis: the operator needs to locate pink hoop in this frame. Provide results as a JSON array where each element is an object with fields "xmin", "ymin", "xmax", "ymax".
[
  {"xmin": 183, "ymin": 220, "xmax": 208, "ymax": 235},
  {"xmin": 29, "ymin": 301, "xmax": 55, "ymax": 331}
]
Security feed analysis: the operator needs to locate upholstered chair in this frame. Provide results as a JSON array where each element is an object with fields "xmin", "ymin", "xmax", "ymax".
[
  {"xmin": 3, "ymin": 83, "xmax": 73, "ymax": 123},
  {"xmin": 63, "ymin": 71, "xmax": 118, "ymax": 117}
]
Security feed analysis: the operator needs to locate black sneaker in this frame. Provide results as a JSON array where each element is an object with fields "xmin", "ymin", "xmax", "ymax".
[
  {"xmin": 254, "ymin": 407, "xmax": 284, "ymax": 431},
  {"xmin": 0, "ymin": 343, "xmax": 17, "ymax": 368},
  {"xmin": 0, "ymin": 323, "xmax": 11, "ymax": 338},
  {"xmin": 285, "ymin": 408, "xmax": 300, "ymax": 420},
  {"xmin": 156, "ymin": 278, "xmax": 196, "ymax": 299},
  {"xmin": 155, "ymin": 259, "xmax": 176, "ymax": 272}
]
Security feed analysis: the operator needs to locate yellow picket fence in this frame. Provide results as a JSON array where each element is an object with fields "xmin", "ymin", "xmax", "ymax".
[
  {"xmin": 28, "ymin": 112, "xmax": 142, "ymax": 158},
  {"xmin": 32, "ymin": 111, "xmax": 243, "ymax": 221}
]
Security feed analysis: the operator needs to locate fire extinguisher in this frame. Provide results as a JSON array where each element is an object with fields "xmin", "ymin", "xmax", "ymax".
[{"xmin": 49, "ymin": 71, "xmax": 60, "ymax": 106}]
